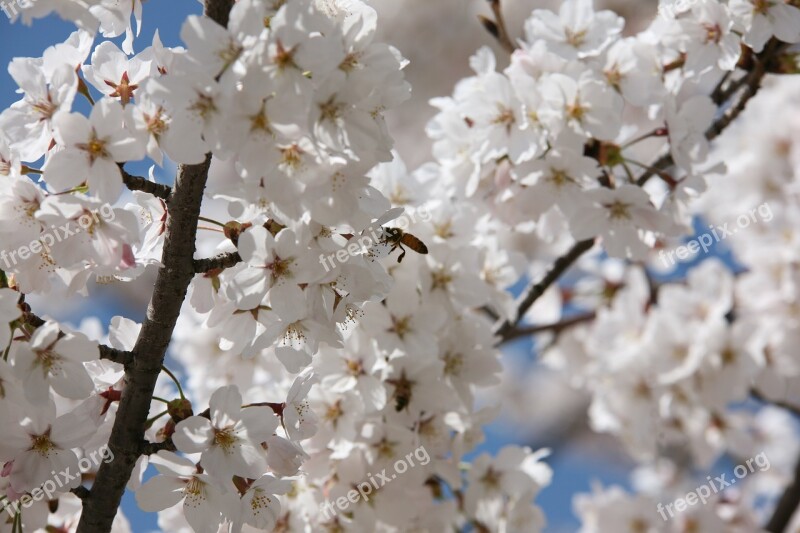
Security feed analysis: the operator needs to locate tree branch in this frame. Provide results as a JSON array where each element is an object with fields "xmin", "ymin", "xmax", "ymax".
[
  {"xmin": 494, "ymin": 239, "xmax": 595, "ymax": 339},
  {"xmin": 766, "ymin": 453, "xmax": 800, "ymax": 532},
  {"xmin": 498, "ymin": 311, "xmax": 596, "ymax": 343},
  {"xmin": 76, "ymin": 1, "xmax": 236, "ymax": 521},
  {"xmin": 639, "ymin": 39, "xmax": 784, "ymax": 188},
  {"xmin": 704, "ymin": 45, "xmax": 774, "ymax": 141},
  {"xmin": 141, "ymin": 439, "xmax": 176, "ymax": 455},
  {"xmin": 751, "ymin": 390, "xmax": 800, "ymax": 418},
  {"xmin": 76, "ymin": 147, "xmax": 213, "ymax": 532},
  {"xmin": 479, "ymin": 0, "xmax": 516, "ymax": 53},
  {"xmin": 23, "ymin": 309, "xmax": 133, "ymax": 366},
  {"xmin": 121, "ymin": 167, "xmax": 172, "ymax": 201},
  {"xmin": 193, "ymin": 251, "xmax": 242, "ymax": 273},
  {"xmin": 98, "ymin": 345, "xmax": 133, "ymax": 367},
  {"xmin": 71, "ymin": 486, "xmax": 90, "ymax": 501},
  {"xmin": 76, "ymin": 148, "xmax": 213, "ymax": 532},
  {"xmin": 204, "ymin": 0, "xmax": 235, "ymax": 28}
]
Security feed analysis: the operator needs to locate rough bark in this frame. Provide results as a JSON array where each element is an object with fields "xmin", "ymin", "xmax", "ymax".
[
  {"xmin": 76, "ymin": 153, "xmax": 212, "ymax": 532},
  {"xmin": 74, "ymin": 6, "xmax": 234, "ymax": 531}
]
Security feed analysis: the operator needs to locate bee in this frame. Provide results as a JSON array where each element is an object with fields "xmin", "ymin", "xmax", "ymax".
[
  {"xmin": 394, "ymin": 391, "xmax": 410, "ymax": 412},
  {"xmin": 388, "ymin": 372, "xmax": 412, "ymax": 411},
  {"xmin": 380, "ymin": 227, "xmax": 428, "ymax": 263}
]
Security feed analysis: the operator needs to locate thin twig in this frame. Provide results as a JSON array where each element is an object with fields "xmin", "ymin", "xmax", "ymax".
[
  {"xmin": 709, "ymin": 70, "xmax": 733, "ymax": 105},
  {"xmin": 635, "ymin": 152, "xmax": 674, "ymax": 187},
  {"xmin": 494, "ymin": 239, "xmax": 595, "ymax": 340},
  {"xmin": 712, "ymin": 40, "xmax": 780, "ymax": 105},
  {"xmin": 193, "ymin": 251, "xmax": 242, "ymax": 273},
  {"xmin": 489, "ymin": 0, "xmax": 516, "ymax": 53},
  {"xmin": 637, "ymin": 39, "xmax": 784, "ymax": 188},
  {"xmin": 479, "ymin": 0, "xmax": 516, "ymax": 53},
  {"xmin": 499, "ymin": 311, "xmax": 597, "ymax": 343},
  {"xmin": 24, "ymin": 309, "xmax": 132, "ymax": 366},
  {"xmin": 634, "ymin": 67, "xmax": 764, "ymax": 188},
  {"xmin": 704, "ymin": 55, "xmax": 770, "ymax": 141},
  {"xmin": 161, "ymin": 365, "xmax": 186, "ymax": 400},
  {"xmin": 99, "ymin": 345, "xmax": 134, "ymax": 367},
  {"xmin": 706, "ymin": 44, "xmax": 786, "ymax": 143},
  {"xmin": 120, "ymin": 167, "xmax": 172, "ymax": 201},
  {"xmin": 496, "ymin": 41, "xmax": 786, "ymax": 339}
]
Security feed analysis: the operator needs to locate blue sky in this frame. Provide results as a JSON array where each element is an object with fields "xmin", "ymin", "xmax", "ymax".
[{"xmin": 0, "ymin": 5, "xmax": 707, "ymax": 532}]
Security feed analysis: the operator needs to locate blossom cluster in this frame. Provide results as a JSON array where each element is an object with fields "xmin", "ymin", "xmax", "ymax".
[
  {"xmin": 527, "ymin": 74, "xmax": 800, "ymax": 525},
  {"xmin": 532, "ymin": 32, "xmax": 800, "ymax": 533},
  {"xmin": 0, "ymin": 0, "xmax": 550, "ymax": 530},
  {"xmin": 426, "ymin": 0, "xmax": 796, "ymax": 262},
  {"xmin": 417, "ymin": 0, "xmax": 800, "ymax": 529},
  {"xmin": 0, "ymin": 0, "xmax": 799, "ymax": 531}
]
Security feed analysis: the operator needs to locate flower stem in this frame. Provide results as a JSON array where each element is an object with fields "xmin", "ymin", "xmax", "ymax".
[
  {"xmin": 621, "ymin": 161, "xmax": 636, "ymax": 184},
  {"xmin": 621, "ymin": 129, "xmax": 658, "ymax": 148},
  {"xmin": 160, "ymin": 365, "xmax": 185, "ymax": 400},
  {"xmin": 625, "ymin": 158, "xmax": 675, "ymax": 183},
  {"xmin": 145, "ymin": 410, "xmax": 169, "ymax": 426},
  {"xmin": 197, "ymin": 216, "xmax": 226, "ymax": 227}
]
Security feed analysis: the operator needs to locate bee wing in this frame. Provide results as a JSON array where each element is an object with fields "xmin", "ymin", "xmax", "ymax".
[
  {"xmin": 358, "ymin": 207, "xmax": 405, "ymax": 243},
  {"xmin": 373, "ymin": 207, "xmax": 405, "ymax": 227},
  {"xmin": 357, "ymin": 208, "xmax": 405, "ymax": 246}
]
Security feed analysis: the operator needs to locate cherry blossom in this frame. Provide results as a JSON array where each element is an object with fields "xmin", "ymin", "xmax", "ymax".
[
  {"xmin": 82, "ymin": 41, "xmax": 152, "ymax": 105},
  {"xmin": 525, "ymin": 0, "xmax": 624, "ymax": 59},
  {"xmin": 11, "ymin": 320, "xmax": 99, "ymax": 405},
  {"xmin": 3, "ymin": 407, "xmax": 97, "ymax": 493},
  {"xmin": 135, "ymin": 451, "xmax": 230, "ymax": 533},
  {"xmin": 43, "ymin": 98, "xmax": 145, "ymax": 202},
  {"xmin": 173, "ymin": 385, "xmax": 278, "ymax": 479},
  {"xmin": 1, "ymin": 0, "xmax": 799, "ymax": 531},
  {"xmin": 0, "ymin": 60, "xmax": 77, "ymax": 162}
]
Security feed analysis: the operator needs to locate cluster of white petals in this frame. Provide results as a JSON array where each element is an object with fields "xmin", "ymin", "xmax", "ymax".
[{"xmin": 1, "ymin": 0, "xmax": 800, "ymax": 531}]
